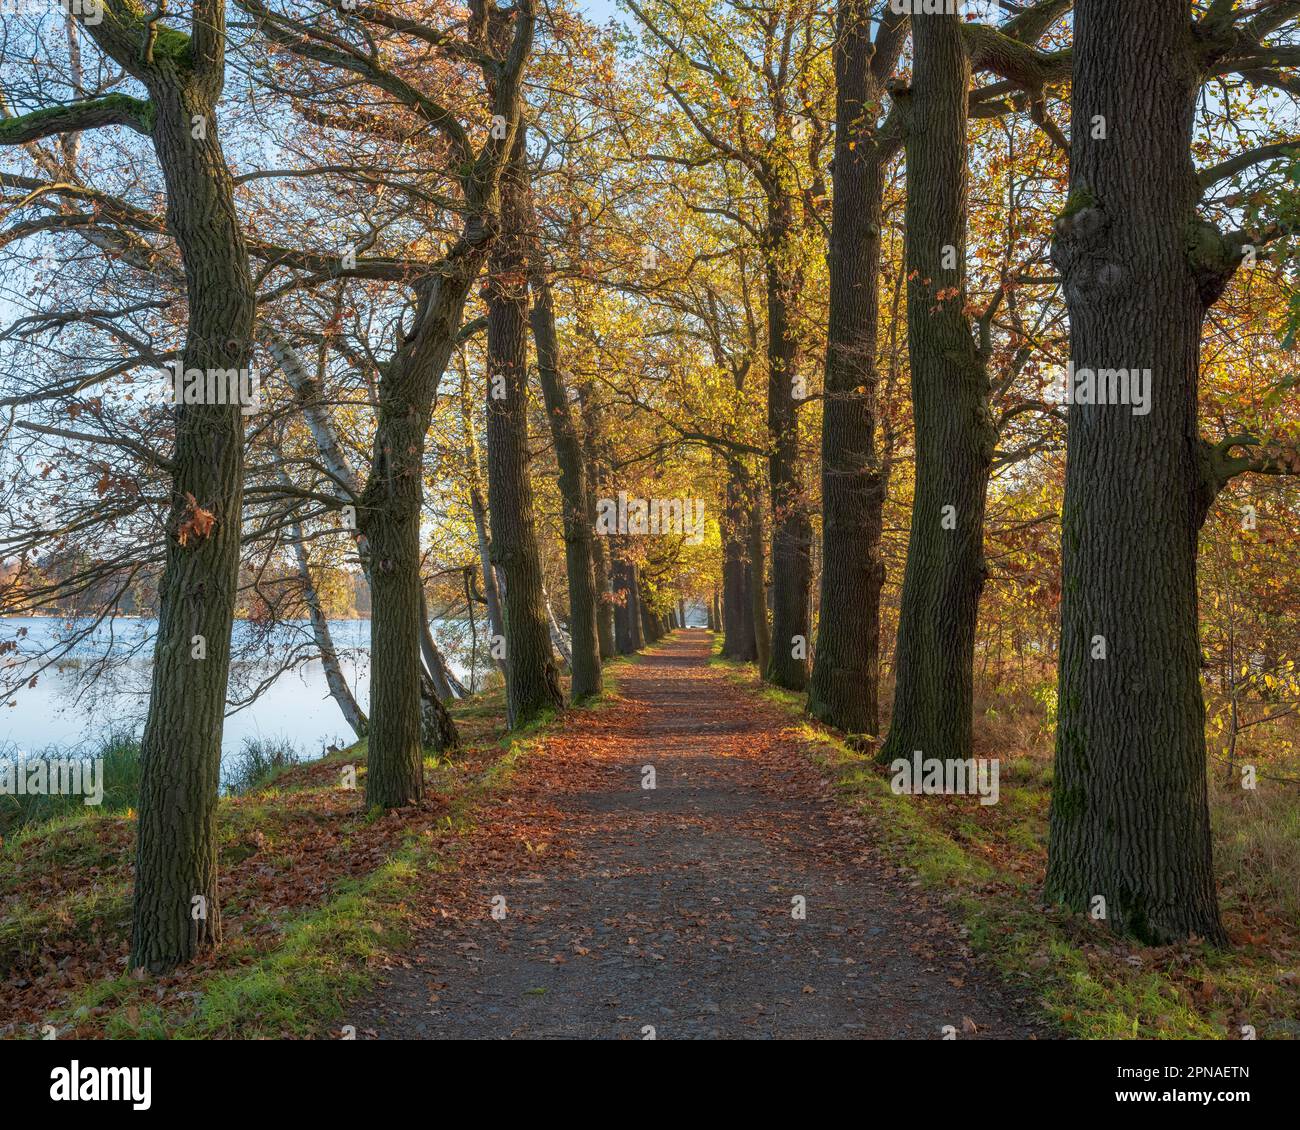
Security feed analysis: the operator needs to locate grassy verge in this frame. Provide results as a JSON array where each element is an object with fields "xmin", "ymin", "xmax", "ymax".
[
  {"xmin": 1, "ymin": 668, "xmax": 626, "ymax": 1040},
  {"xmin": 711, "ymin": 643, "xmax": 1299, "ymax": 1040}
]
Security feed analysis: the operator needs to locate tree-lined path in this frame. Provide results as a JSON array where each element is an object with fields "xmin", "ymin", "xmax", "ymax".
[{"xmin": 354, "ymin": 630, "xmax": 1040, "ymax": 1039}]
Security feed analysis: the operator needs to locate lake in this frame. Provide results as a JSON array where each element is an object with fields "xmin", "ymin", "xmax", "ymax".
[{"xmin": 0, "ymin": 617, "xmax": 469, "ymax": 764}]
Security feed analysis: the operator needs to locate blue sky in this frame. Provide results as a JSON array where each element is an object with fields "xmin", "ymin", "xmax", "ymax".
[{"xmin": 575, "ymin": 0, "xmax": 624, "ymax": 26}]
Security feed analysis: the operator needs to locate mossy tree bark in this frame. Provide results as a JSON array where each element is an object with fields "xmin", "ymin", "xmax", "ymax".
[{"xmin": 1045, "ymin": 0, "xmax": 1234, "ymax": 945}]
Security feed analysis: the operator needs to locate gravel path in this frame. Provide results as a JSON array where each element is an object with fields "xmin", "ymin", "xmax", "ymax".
[{"xmin": 351, "ymin": 630, "xmax": 1044, "ymax": 1039}]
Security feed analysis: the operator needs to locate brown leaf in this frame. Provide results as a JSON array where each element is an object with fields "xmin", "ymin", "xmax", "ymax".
[{"xmin": 176, "ymin": 492, "xmax": 216, "ymax": 547}]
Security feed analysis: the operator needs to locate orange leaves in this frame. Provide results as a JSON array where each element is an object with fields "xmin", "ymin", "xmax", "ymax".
[{"xmin": 175, "ymin": 492, "xmax": 217, "ymax": 547}]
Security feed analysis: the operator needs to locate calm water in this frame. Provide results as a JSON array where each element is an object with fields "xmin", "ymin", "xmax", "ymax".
[{"xmin": 0, "ymin": 617, "xmax": 466, "ymax": 763}]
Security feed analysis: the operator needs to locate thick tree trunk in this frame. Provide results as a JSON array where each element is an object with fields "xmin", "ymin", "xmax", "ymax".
[
  {"xmin": 272, "ymin": 331, "xmax": 461, "ymax": 753},
  {"xmin": 613, "ymin": 555, "xmax": 645, "ymax": 654},
  {"xmin": 575, "ymin": 382, "xmax": 616, "ymax": 661},
  {"xmin": 878, "ymin": 12, "xmax": 993, "ymax": 769},
  {"xmin": 763, "ymin": 195, "xmax": 812, "ymax": 689},
  {"xmin": 721, "ymin": 458, "xmax": 757, "ymax": 660},
  {"xmin": 1045, "ymin": 0, "xmax": 1225, "ymax": 945},
  {"xmin": 359, "ymin": 413, "xmax": 428, "ymax": 804},
  {"xmin": 589, "ymin": 529, "xmax": 616, "ymax": 661},
  {"xmin": 486, "ymin": 129, "xmax": 563, "ymax": 726},
  {"xmin": 808, "ymin": 0, "xmax": 897, "ymax": 736},
  {"xmin": 529, "ymin": 254, "xmax": 602, "ymax": 702},
  {"xmin": 129, "ymin": 60, "xmax": 255, "ymax": 973},
  {"xmin": 638, "ymin": 582, "xmax": 659, "ymax": 644},
  {"xmin": 748, "ymin": 478, "xmax": 773, "ymax": 675},
  {"xmin": 612, "ymin": 555, "xmax": 636, "ymax": 654}
]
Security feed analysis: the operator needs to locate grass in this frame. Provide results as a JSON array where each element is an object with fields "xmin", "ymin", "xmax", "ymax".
[
  {"xmin": 221, "ymin": 736, "xmax": 303, "ymax": 796},
  {"xmin": 0, "ymin": 731, "xmax": 142, "ymax": 838},
  {"xmin": 0, "ymin": 668, "xmax": 625, "ymax": 1040},
  {"xmin": 711, "ymin": 648, "xmax": 1300, "ymax": 1040}
]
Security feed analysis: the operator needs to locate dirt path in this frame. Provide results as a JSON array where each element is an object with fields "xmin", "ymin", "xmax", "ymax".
[{"xmin": 353, "ymin": 631, "xmax": 1043, "ymax": 1039}]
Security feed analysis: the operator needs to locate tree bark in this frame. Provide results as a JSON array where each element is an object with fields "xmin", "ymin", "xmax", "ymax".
[
  {"xmin": 878, "ymin": 11, "xmax": 994, "ymax": 769},
  {"xmin": 720, "ymin": 457, "xmax": 757, "ymax": 660},
  {"xmin": 612, "ymin": 556, "xmax": 635, "ymax": 654},
  {"xmin": 577, "ymin": 383, "xmax": 617, "ymax": 661},
  {"xmin": 808, "ymin": 0, "xmax": 901, "ymax": 736},
  {"xmin": 358, "ymin": 247, "xmax": 487, "ymax": 803},
  {"xmin": 486, "ymin": 127, "xmax": 563, "ymax": 726},
  {"xmin": 748, "ymin": 478, "xmax": 773, "ymax": 675},
  {"xmin": 1045, "ymin": 0, "xmax": 1226, "ymax": 945},
  {"xmin": 113, "ymin": 10, "xmax": 256, "ymax": 973},
  {"xmin": 763, "ymin": 194, "xmax": 812, "ymax": 689},
  {"xmin": 271, "ymin": 331, "xmax": 461, "ymax": 756},
  {"xmin": 528, "ymin": 240, "xmax": 602, "ymax": 702}
]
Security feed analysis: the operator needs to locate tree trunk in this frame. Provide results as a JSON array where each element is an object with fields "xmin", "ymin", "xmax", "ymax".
[
  {"xmin": 576, "ymin": 382, "xmax": 617, "ymax": 661},
  {"xmin": 590, "ymin": 531, "xmax": 616, "ymax": 660},
  {"xmin": 878, "ymin": 11, "xmax": 993, "ymax": 769},
  {"xmin": 763, "ymin": 194, "xmax": 812, "ymax": 689},
  {"xmin": 629, "ymin": 563, "xmax": 645, "ymax": 649},
  {"xmin": 419, "ymin": 591, "xmax": 461, "ymax": 701},
  {"xmin": 359, "ymin": 252, "xmax": 486, "ymax": 805},
  {"xmin": 639, "ymin": 581, "xmax": 659, "ymax": 644},
  {"xmin": 486, "ymin": 128, "xmax": 563, "ymax": 727},
  {"xmin": 529, "ymin": 249, "xmax": 602, "ymax": 702},
  {"xmin": 612, "ymin": 554, "xmax": 637, "ymax": 654},
  {"xmin": 1045, "ymin": 0, "xmax": 1225, "ymax": 945},
  {"xmin": 125, "ymin": 34, "xmax": 256, "ymax": 970},
  {"xmin": 721, "ymin": 458, "xmax": 757, "ymax": 660},
  {"xmin": 808, "ymin": 0, "xmax": 898, "ymax": 736},
  {"xmin": 749, "ymin": 478, "xmax": 773, "ymax": 675}
]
